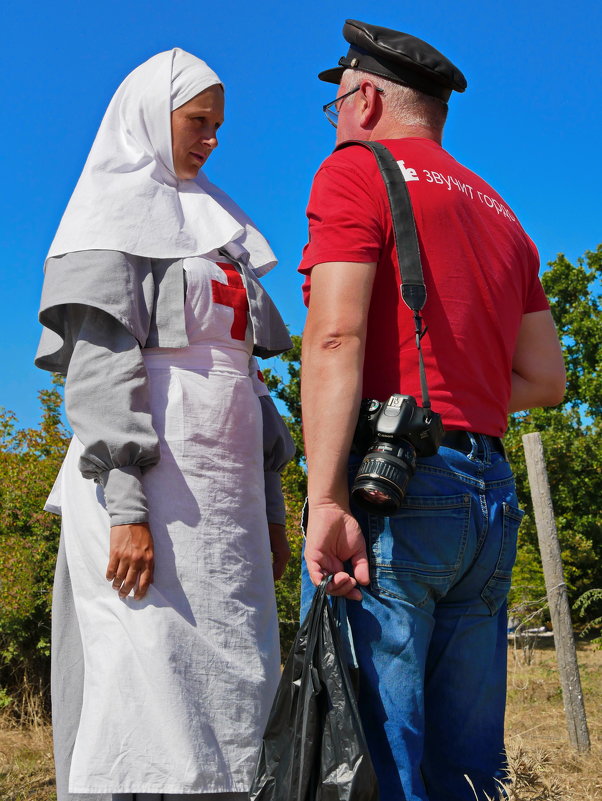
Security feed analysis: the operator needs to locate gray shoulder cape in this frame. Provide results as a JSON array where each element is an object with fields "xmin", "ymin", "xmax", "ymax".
[{"xmin": 35, "ymin": 250, "xmax": 292, "ymax": 374}]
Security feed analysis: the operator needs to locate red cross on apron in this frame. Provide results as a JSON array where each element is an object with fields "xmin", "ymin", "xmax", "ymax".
[{"xmin": 212, "ymin": 263, "xmax": 250, "ymax": 341}]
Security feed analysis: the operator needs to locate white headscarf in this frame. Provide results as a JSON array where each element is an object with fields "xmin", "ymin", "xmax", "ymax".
[{"xmin": 47, "ymin": 48, "xmax": 276, "ymax": 275}]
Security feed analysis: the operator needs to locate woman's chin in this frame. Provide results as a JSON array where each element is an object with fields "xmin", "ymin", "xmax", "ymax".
[{"xmin": 176, "ymin": 168, "xmax": 203, "ymax": 181}]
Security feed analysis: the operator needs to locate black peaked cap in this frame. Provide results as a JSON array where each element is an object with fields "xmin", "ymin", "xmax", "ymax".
[{"xmin": 319, "ymin": 19, "xmax": 467, "ymax": 101}]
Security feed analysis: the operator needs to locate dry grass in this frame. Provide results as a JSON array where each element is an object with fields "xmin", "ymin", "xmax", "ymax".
[
  {"xmin": 0, "ymin": 643, "xmax": 600, "ymax": 800},
  {"xmin": 503, "ymin": 640, "xmax": 602, "ymax": 800},
  {"xmin": 0, "ymin": 718, "xmax": 55, "ymax": 801}
]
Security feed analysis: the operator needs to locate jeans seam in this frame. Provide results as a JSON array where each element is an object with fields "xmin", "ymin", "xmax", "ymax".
[
  {"xmin": 480, "ymin": 500, "xmax": 522, "ymax": 614},
  {"xmin": 417, "ymin": 464, "xmax": 487, "ymax": 490},
  {"xmin": 415, "ymin": 466, "xmax": 515, "ymax": 492},
  {"xmin": 375, "ymin": 583, "xmax": 432, "ymax": 607},
  {"xmin": 368, "ymin": 513, "xmax": 380, "ymax": 592},
  {"xmin": 374, "ymin": 563, "xmax": 459, "ymax": 576},
  {"xmin": 400, "ymin": 498, "xmax": 471, "ymax": 510}
]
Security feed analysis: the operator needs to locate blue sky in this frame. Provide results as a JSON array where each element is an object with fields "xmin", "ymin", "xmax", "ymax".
[{"xmin": 2, "ymin": 0, "xmax": 601, "ymax": 429}]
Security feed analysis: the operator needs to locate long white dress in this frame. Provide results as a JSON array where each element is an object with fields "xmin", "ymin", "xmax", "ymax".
[{"xmin": 48, "ymin": 254, "xmax": 281, "ymax": 795}]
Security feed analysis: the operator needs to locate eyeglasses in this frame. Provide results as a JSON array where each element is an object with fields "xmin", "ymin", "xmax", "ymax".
[{"xmin": 322, "ymin": 86, "xmax": 384, "ymax": 128}]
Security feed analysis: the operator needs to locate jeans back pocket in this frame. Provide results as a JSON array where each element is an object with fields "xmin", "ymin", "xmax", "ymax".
[{"xmin": 368, "ymin": 493, "xmax": 472, "ymax": 608}]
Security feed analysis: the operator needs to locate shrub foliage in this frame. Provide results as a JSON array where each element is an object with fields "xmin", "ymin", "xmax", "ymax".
[
  {"xmin": 504, "ymin": 246, "xmax": 601, "ymax": 625},
  {"xmin": 0, "ymin": 376, "xmax": 69, "ymax": 718}
]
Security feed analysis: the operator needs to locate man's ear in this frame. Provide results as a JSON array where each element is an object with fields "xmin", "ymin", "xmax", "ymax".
[{"xmin": 358, "ymin": 80, "xmax": 382, "ymax": 129}]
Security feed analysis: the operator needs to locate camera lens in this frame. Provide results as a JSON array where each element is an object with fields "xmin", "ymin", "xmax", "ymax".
[{"xmin": 351, "ymin": 441, "xmax": 416, "ymax": 516}]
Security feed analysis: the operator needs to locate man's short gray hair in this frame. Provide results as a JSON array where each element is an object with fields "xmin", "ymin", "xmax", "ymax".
[{"xmin": 341, "ymin": 69, "xmax": 448, "ymax": 130}]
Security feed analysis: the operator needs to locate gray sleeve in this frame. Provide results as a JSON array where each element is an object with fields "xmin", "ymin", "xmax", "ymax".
[
  {"xmin": 64, "ymin": 305, "xmax": 161, "ymax": 526},
  {"xmin": 260, "ymin": 395, "xmax": 296, "ymax": 526}
]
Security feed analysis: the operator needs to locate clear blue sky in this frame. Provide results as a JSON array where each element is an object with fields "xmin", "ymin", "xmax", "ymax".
[{"xmin": 2, "ymin": 0, "xmax": 600, "ymax": 429}]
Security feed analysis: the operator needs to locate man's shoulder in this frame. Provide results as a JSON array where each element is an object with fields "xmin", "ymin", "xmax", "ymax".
[
  {"xmin": 316, "ymin": 137, "xmax": 451, "ymax": 177},
  {"xmin": 317, "ymin": 142, "xmax": 384, "ymax": 175},
  {"xmin": 309, "ymin": 144, "xmax": 388, "ymax": 203}
]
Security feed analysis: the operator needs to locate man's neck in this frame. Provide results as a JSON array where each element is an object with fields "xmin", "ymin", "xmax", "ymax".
[{"xmin": 367, "ymin": 120, "xmax": 442, "ymax": 145}]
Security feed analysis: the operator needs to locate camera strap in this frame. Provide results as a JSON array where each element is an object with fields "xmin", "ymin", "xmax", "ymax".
[{"xmin": 336, "ymin": 140, "xmax": 432, "ymax": 409}]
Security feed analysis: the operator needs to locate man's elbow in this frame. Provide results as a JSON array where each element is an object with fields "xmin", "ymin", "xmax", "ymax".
[
  {"xmin": 540, "ymin": 370, "xmax": 567, "ymax": 408},
  {"xmin": 304, "ymin": 329, "xmax": 363, "ymax": 354},
  {"xmin": 510, "ymin": 364, "xmax": 567, "ymax": 412}
]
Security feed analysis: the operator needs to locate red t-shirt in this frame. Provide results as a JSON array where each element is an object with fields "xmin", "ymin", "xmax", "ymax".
[{"xmin": 298, "ymin": 138, "xmax": 549, "ymax": 437}]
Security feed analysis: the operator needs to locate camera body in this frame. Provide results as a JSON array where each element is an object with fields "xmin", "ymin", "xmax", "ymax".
[{"xmin": 351, "ymin": 394, "xmax": 444, "ymax": 516}]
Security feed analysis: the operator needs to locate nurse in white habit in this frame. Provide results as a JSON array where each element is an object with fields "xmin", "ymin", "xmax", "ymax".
[{"xmin": 36, "ymin": 48, "xmax": 295, "ymax": 801}]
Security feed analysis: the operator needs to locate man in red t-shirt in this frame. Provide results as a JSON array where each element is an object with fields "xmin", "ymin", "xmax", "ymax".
[{"xmin": 299, "ymin": 19, "xmax": 566, "ymax": 801}]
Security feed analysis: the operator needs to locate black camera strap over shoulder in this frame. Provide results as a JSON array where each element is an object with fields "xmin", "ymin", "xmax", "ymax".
[{"xmin": 336, "ymin": 139, "xmax": 432, "ymax": 410}]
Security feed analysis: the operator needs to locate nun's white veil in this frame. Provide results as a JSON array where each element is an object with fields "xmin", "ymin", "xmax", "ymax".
[{"xmin": 47, "ymin": 48, "xmax": 276, "ymax": 275}]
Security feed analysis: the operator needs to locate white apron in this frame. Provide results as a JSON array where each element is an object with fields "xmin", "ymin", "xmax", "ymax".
[{"xmin": 50, "ymin": 254, "xmax": 280, "ymax": 794}]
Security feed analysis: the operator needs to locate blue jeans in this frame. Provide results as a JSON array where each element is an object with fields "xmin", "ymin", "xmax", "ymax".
[{"xmin": 301, "ymin": 434, "xmax": 523, "ymax": 801}]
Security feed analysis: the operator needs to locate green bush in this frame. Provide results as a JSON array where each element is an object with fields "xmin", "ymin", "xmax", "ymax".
[
  {"xmin": 274, "ymin": 460, "xmax": 306, "ymax": 660},
  {"xmin": 506, "ymin": 246, "xmax": 602, "ymax": 621},
  {"xmin": 0, "ymin": 377, "xmax": 69, "ymax": 720}
]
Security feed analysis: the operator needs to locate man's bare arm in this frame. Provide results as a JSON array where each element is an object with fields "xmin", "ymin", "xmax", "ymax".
[
  {"xmin": 301, "ymin": 261, "xmax": 376, "ymax": 599},
  {"xmin": 509, "ymin": 310, "xmax": 566, "ymax": 413}
]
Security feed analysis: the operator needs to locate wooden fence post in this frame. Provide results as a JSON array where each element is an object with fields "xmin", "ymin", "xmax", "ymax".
[{"xmin": 522, "ymin": 431, "xmax": 590, "ymax": 753}]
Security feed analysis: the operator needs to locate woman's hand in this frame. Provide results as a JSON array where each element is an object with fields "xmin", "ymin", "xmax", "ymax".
[
  {"xmin": 268, "ymin": 523, "xmax": 290, "ymax": 581},
  {"xmin": 106, "ymin": 523, "xmax": 154, "ymax": 600}
]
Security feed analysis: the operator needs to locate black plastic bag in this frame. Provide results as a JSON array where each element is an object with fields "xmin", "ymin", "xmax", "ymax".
[{"xmin": 250, "ymin": 577, "xmax": 379, "ymax": 801}]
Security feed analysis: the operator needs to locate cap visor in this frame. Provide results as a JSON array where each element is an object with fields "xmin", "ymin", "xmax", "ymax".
[{"xmin": 318, "ymin": 66, "xmax": 344, "ymax": 84}]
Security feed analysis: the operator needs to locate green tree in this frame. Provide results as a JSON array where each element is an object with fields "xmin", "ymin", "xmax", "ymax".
[
  {"xmin": 0, "ymin": 376, "xmax": 69, "ymax": 719},
  {"xmin": 506, "ymin": 246, "xmax": 602, "ymax": 624},
  {"xmin": 541, "ymin": 246, "xmax": 601, "ymax": 415},
  {"xmin": 273, "ymin": 461, "xmax": 306, "ymax": 658},
  {"xmin": 263, "ymin": 335, "xmax": 303, "ymax": 464},
  {"xmin": 263, "ymin": 336, "xmax": 308, "ymax": 655}
]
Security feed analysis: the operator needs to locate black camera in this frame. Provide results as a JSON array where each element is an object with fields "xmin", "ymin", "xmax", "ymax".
[{"xmin": 351, "ymin": 394, "xmax": 444, "ymax": 516}]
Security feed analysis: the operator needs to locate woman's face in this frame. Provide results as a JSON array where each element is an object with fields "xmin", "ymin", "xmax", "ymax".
[{"xmin": 171, "ymin": 85, "xmax": 225, "ymax": 180}]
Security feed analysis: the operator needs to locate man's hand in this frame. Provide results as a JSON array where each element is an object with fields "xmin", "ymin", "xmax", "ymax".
[
  {"xmin": 268, "ymin": 522, "xmax": 290, "ymax": 581},
  {"xmin": 304, "ymin": 502, "xmax": 370, "ymax": 601},
  {"xmin": 106, "ymin": 523, "xmax": 154, "ymax": 600}
]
